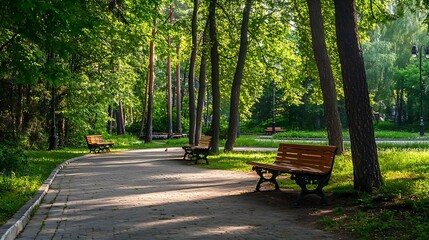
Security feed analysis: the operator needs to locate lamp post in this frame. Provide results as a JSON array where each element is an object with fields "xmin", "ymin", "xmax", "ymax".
[{"xmin": 411, "ymin": 45, "xmax": 429, "ymax": 137}]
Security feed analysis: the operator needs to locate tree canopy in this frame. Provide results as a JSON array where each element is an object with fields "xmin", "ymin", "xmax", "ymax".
[{"xmin": 1, "ymin": 0, "xmax": 428, "ymax": 192}]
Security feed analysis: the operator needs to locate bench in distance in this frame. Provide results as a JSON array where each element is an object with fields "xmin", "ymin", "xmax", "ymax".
[
  {"xmin": 85, "ymin": 135, "xmax": 114, "ymax": 153},
  {"xmin": 264, "ymin": 127, "xmax": 285, "ymax": 134},
  {"xmin": 182, "ymin": 135, "xmax": 212, "ymax": 164}
]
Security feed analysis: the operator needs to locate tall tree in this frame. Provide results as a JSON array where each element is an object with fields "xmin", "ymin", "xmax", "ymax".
[
  {"xmin": 108, "ymin": 105, "xmax": 113, "ymax": 134},
  {"xmin": 145, "ymin": 25, "xmax": 156, "ymax": 143},
  {"xmin": 307, "ymin": 0, "xmax": 344, "ymax": 154},
  {"xmin": 49, "ymin": 83, "xmax": 57, "ymax": 150},
  {"xmin": 209, "ymin": 0, "xmax": 220, "ymax": 153},
  {"xmin": 140, "ymin": 72, "xmax": 150, "ymax": 138},
  {"xmin": 48, "ymin": 52, "xmax": 57, "ymax": 150},
  {"xmin": 334, "ymin": 0, "xmax": 382, "ymax": 192},
  {"xmin": 116, "ymin": 100, "xmax": 126, "ymax": 135},
  {"xmin": 176, "ymin": 39, "xmax": 182, "ymax": 134},
  {"xmin": 225, "ymin": 0, "xmax": 253, "ymax": 151},
  {"xmin": 167, "ymin": 4, "xmax": 174, "ymax": 138},
  {"xmin": 188, "ymin": 0, "xmax": 199, "ymax": 145},
  {"xmin": 195, "ymin": 21, "xmax": 209, "ymax": 142}
]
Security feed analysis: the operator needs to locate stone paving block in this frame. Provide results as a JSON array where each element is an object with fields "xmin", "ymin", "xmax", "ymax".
[{"xmin": 16, "ymin": 148, "xmax": 339, "ymax": 240}]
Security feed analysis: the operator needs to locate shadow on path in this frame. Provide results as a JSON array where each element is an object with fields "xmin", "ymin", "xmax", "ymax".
[{"xmin": 14, "ymin": 148, "xmax": 346, "ymax": 240}]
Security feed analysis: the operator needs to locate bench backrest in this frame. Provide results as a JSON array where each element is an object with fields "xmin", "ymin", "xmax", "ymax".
[
  {"xmin": 266, "ymin": 127, "xmax": 283, "ymax": 131},
  {"xmin": 86, "ymin": 135, "xmax": 104, "ymax": 145},
  {"xmin": 275, "ymin": 143, "xmax": 337, "ymax": 174},
  {"xmin": 198, "ymin": 135, "xmax": 212, "ymax": 148}
]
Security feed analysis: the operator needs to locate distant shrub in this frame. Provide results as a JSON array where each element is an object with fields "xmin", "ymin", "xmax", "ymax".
[{"xmin": 0, "ymin": 145, "xmax": 28, "ymax": 177}]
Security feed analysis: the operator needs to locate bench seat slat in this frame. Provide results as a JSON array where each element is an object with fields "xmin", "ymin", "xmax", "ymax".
[
  {"xmin": 274, "ymin": 162, "xmax": 331, "ymax": 172},
  {"xmin": 277, "ymin": 150, "xmax": 334, "ymax": 158},
  {"xmin": 247, "ymin": 161, "xmax": 328, "ymax": 175},
  {"xmin": 276, "ymin": 154, "xmax": 332, "ymax": 163},
  {"xmin": 275, "ymin": 156, "xmax": 332, "ymax": 168}
]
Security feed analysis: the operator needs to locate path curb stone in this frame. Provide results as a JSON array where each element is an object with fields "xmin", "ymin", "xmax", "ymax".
[{"xmin": 0, "ymin": 155, "xmax": 91, "ymax": 240}]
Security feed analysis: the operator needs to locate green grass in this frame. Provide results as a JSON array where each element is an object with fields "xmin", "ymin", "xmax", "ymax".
[
  {"xmin": 1, "ymin": 133, "xmax": 429, "ymax": 239},
  {"xmin": 0, "ymin": 137, "xmax": 182, "ymax": 226},
  {"xmin": 273, "ymin": 130, "xmax": 426, "ymax": 139},
  {"xmin": 0, "ymin": 149, "xmax": 86, "ymax": 225},
  {"xmin": 201, "ymin": 149, "xmax": 429, "ymax": 240}
]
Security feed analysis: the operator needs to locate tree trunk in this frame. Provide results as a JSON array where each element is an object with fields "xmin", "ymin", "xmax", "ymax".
[
  {"xmin": 176, "ymin": 40, "xmax": 182, "ymax": 134},
  {"xmin": 129, "ymin": 106, "xmax": 134, "ymax": 123},
  {"xmin": 107, "ymin": 105, "xmax": 113, "ymax": 134},
  {"xmin": 205, "ymin": 84, "xmax": 210, "ymax": 128},
  {"xmin": 140, "ymin": 71, "xmax": 149, "ymax": 138},
  {"xmin": 334, "ymin": 0, "xmax": 382, "ymax": 192},
  {"xmin": 225, "ymin": 0, "xmax": 253, "ymax": 151},
  {"xmin": 116, "ymin": 101, "xmax": 126, "ymax": 135},
  {"xmin": 16, "ymin": 84, "xmax": 23, "ymax": 132},
  {"xmin": 49, "ymin": 83, "xmax": 57, "ymax": 150},
  {"xmin": 8, "ymin": 83, "xmax": 16, "ymax": 137},
  {"xmin": 23, "ymin": 85, "xmax": 31, "ymax": 131},
  {"xmin": 58, "ymin": 113, "xmax": 65, "ymax": 147},
  {"xmin": 209, "ymin": 0, "xmax": 220, "ymax": 153},
  {"xmin": 188, "ymin": 0, "xmax": 198, "ymax": 145},
  {"xmin": 196, "ymin": 21, "xmax": 209, "ymax": 144},
  {"xmin": 307, "ymin": 0, "xmax": 344, "ymax": 154},
  {"xmin": 145, "ymin": 26, "xmax": 156, "ymax": 143},
  {"xmin": 167, "ymin": 4, "xmax": 174, "ymax": 138}
]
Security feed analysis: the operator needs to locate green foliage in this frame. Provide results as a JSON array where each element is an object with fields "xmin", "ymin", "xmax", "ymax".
[
  {"xmin": 199, "ymin": 145, "xmax": 429, "ymax": 239},
  {"xmin": 0, "ymin": 145, "xmax": 27, "ymax": 178},
  {"xmin": 0, "ymin": 149, "xmax": 84, "ymax": 225},
  {"xmin": 1, "ymin": 132, "xmax": 429, "ymax": 238}
]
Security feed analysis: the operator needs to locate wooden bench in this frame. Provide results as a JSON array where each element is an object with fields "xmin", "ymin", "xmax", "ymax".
[
  {"xmin": 264, "ymin": 127, "xmax": 285, "ymax": 134},
  {"xmin": 247, "ymin": 143, "xmax": 337, "ymax": 205},
  {"xmin": 182, "ymin": 135, "xmax": 212, "ymax": 164},
  {"xmin": 85, "ymin": 135, "xmax": 114, "ymax": 153}
]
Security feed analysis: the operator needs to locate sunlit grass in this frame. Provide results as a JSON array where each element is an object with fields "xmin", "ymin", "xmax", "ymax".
[
  {"xmin": 273, "ymin": 130, "xmax": 427, "ymax": 139},
  {"xmin": 199, "ymin": 148, "xmax": 429, "ymax": 239},
  {"xmin": 0, "ymin": 139, "xmax": 182, "ymax": 226},
  {"xmin": 1, "ymin": 134, "xmax": 429, "ymax": 239},
  {"xmin": 0, "ymin": 149, "xmax": 86, "ymax": 225}
]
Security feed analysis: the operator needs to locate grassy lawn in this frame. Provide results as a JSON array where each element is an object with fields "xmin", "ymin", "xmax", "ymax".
[
  {"xmin": 273, "ymin": 130, "xmax": 428, "ymax": 139},
  {"xmin": 1, "ymin": 133, "xmax": 428, "ymax": 239},
  {"xmin": 202, "ymin": 149, "xmax": 429, "ymax": 240}
]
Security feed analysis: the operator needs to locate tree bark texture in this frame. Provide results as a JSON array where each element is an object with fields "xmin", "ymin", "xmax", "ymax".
[
  {"xmin": 196, "ymin": 21, "xmax": 209, "ymax": 144},
  {"xmin": 167, "ymin": 4, "xmax": 173, "ymax": 138},
  {"xmin": 49, "ymin": 83, "xmax": 57, "ymax": 150},
  {"xmin": 140, "ymin": 71, "xmax": 149, "ymax": 138},
  {"xmin": 176, "ymin": 40, "xmax": 182, "ymax": 134},
  {"xmin": 116, "ymin": 101, "xmax": 126, "ymax": 135},
  {"xmin": 307, "ymin": 0, "xmax": 344, "ymax": 154},
  {"xmin": 58, "ymin": 113, "xmax": 65, "ymax": 147},
  {"xmin": 224, "ymin": 0, "xmax": 253, "ymax": 151},
  {"xmin": 188, "ymin": 0, "xmax": 198, "ymax": 145},
  {"xmin": 334, "ymin": 0, "xmax": 382, "ymax": 192},
  {"xmin": 108, "ymin": 105, "xmax": 113, "ymax": 134},
  {"xmin": 209, "ymin": 0, "xmax": 220, "ymax": 153},
  {"xmin": 145, "ymin": 27, "xmax": 156, "ymax": 143},
  {"xmin": 16, "ymin": 84, "xmax": 23, "ymax": 132}
]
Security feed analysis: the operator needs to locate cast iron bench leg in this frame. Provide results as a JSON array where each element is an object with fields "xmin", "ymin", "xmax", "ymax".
[
  {"xmin": 292, "ymin": 174, "xmax": 330, "ymax": 206},
  {"xmin": 253, "ymin": 167, "xmax": 280, "ymax": 191},
  {"xmin": 182, "ymin": 146, "xmax": 193, "ymax": 160}
]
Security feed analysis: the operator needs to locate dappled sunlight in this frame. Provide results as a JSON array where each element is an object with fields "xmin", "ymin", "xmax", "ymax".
[
  {"xmin": 188, "ymin": 225, "xmax": 258, "ymax": 237},
  {"xmin": 138, "ymin": 216, "xmax": 202, "ymax": 228},
  {"xmin": 18, "ymin": 148, "xmax": 379, "ymax": 239}
]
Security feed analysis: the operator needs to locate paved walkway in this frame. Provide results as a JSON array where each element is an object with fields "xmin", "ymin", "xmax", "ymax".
[{"xmin": 15, "ymin": 148, "xmax": 337, "ymax": 239}]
